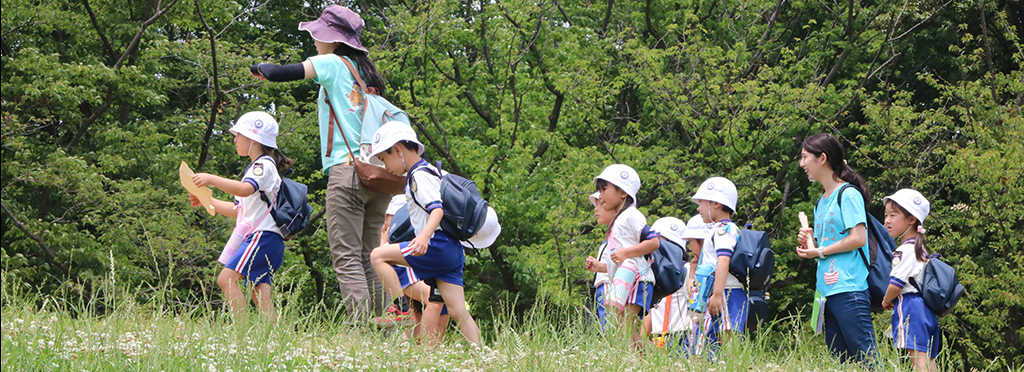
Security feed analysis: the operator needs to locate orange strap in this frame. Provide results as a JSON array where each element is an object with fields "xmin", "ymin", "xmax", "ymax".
[{"xmin": 661, "ymin": 293, "xmax": 672, "ymax": 335}]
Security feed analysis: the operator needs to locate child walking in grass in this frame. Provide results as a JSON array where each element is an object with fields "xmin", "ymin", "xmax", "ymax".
[
  {"xmin": 367, "ymin": 121, "xmax": 481, "ymax": 344},
  {"xmin": 689, "ymin": 177, "xmax": 747, "ymax": 351},
  {"xmin": 586, "ymin": 191, "xmax": 618, "ymax": 328},
  {"xmin": 882, "ymin": 189, "xmax": 940, "ymax": 372},
  {"xmin": 379, "ymin": 195, "xmax": 450, "ymax": 343},
  {"xmin": 585, "ymin": 164, "xmax": 661, "ymax": 347},
  {"xmin": 188, "ymin": 111, "xmax": 292, "ymax": 320}
]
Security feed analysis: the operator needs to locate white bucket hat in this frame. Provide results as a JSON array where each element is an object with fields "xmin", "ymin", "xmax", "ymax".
[
  {"xmin": 594, "ymin": 164, "xmax": 641, "ymax": 202},
  {"xmin": 652, "ymin": 217, "xmax": 687, "ymax": 247},
  {"xmin": 368, "ymin": 121, "xmax": 424, "ymax": 159},
  {"xmin": 680, "ymin": 214, "xmax": 712, "ymax": 240},
  {"xmin": 230, "ymin": 111, "xmax": 279, "ymax": 149},
  {"xmin": 691, "ymin": 176, "xmax": 738, "ymax": 212},
  {"xmin": 883, "ymin": 189, "xmax": 930, "ymax": 224},
  {"xmin": 461, "ymin": 206, "xmax": 501, "ymax": 249}
]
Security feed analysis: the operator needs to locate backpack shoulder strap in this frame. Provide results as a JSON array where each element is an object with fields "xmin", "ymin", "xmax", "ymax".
[
  {"xmin": 406, "ymin": 164, "xmax": 439, "ymax": 211},
  {"xmin": 836, "ymin": 184, "xmax": 872, "ymax": 268}
]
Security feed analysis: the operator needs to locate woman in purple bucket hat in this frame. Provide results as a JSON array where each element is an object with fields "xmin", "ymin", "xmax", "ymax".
[{"xmin": 251, "ymin": 5, "xmax": 393, "ymax": 321}]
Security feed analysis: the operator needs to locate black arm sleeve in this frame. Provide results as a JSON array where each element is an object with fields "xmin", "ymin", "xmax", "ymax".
[{"xmin": 252, "ymin": 63, "xmax": 305, "ymax": 82}]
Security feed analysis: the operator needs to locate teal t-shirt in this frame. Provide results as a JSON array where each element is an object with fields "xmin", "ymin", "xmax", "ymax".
[
  {"xmin": 309, "ymin": 54, "xmax": 363, "ymax": 172},
  {"xmin": 813, "ymin": 183, "xmax": 870, "ymax": 296}
]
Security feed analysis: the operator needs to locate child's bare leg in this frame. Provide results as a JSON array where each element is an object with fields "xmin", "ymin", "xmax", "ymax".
[
  {"xmin": 909, "ymin": 350, "xmax": 936, "ymax": 372},
  {"xmin": 436, "ymin": 280, "xmax": 480, "ymax": 344},
  {"xmin": 422, "ymin": 302, "xmax": 449, "ymax": 345},
  {"xmin": 624, "ymin": 304, "xmax": 643, "ymax": 347},
  {"xmin": 643, "ymin": 313, "xmax": 653, "ymax": 339},
  {"xmin": 217, "ymin": 268, "xmax": 247, "ymax": 316},
  {"xmin": 251, "ymin": 283, "xmax": 274, "ymax": 321},
  {"xmin": 403, "ymin": 282, "xmax": 432, "ymax": 342},
  {"xmin": 370, "ymin": 244, "xmax": 412, "ymax": 299}
]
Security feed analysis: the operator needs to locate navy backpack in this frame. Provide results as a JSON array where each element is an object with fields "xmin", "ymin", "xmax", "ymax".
[
  {"xmin": 260, "ymin": 177, "xmax": 313, "ymax": 239},
  {"xmin": 388, "ymin": 205, "xmax": 416, "ymax": 243},
  {"xmin": 650, "ymin": 238, "xmax": 688, "ymax": 304},
  {"xmin": 728, "ymin": 228, "xmax": 776, "ymax": 291},
  {"xmin": 910, "ymin": 254, "xmax": 966, "ymax": 316},
  {"xmin": 408, "ymin": 161, "xmax": 489, "ymax": 242},
  {"xmin": 837, "ymin": 184, "xmax": 895, "ymax": 312}
]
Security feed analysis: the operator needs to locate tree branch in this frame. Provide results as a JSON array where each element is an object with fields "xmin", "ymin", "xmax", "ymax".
[
  {"xmin": 113, "ymin": 0, "xmax": 181, "ymax": 69},
  {"xmin": 194, "ymin": 0, "xmax": 222, "ymax": 170},
  {"xmin": 82, "ymin": 0, "xmax": 116, "ymax": 64},
  {"xmin": 2, "ymin": 201, "xmax": 55, "ymax": 260}
]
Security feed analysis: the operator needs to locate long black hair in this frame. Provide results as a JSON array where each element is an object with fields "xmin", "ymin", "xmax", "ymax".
[
  {"xmin": 333, "ymin": 43, "xmax": 385, "ymax": 97},
  {"xmin": 802, "ymin": 133, "xmax": 870, "ymax": 201}
]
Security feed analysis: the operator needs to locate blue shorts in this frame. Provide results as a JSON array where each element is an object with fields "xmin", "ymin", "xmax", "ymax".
[
  {"xmin": 394, "ymin": 265, "xmax": 449, "ymax": 315},
  {"xmin": 393, "ymin": 265, "xmax": 419, "ymax": 289},
  {"xmin": 226, "ymin": 231, "xmax": 284, "ymax": 286},
  {"xmin": 706, "ymin": 288, "xmax": 749, "ymax": 343},
  {"xmin": 594, "ymin": 284, "xmax": 608, "ymax": 327},
  {"xmin": 630, "ymin": 281, "xmax": 655, "ymax": 316},
  {"xmin": 892, "ymin": 293, "xmax": 941, "ymax": 358},
  {"xmin": 398, "ymin": 230, "xmax": 464, "ymax": 287}
]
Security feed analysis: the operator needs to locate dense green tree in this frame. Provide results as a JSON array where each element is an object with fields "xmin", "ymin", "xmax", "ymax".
[{"xmin": 2, "ymin": 0, "xmax": 1020, "ymax": 367}]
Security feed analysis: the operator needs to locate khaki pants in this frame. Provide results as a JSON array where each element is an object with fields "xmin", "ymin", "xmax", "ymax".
[{"xmin": 325, "ymin": 164, "xmax": 391, "ymax": 316}]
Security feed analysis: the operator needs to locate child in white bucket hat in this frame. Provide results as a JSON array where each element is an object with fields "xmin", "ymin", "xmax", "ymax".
[
  {"xmin": 689, "ymin": 176, "xmax": 748, "ymax": 349},
  {"xmin": 881, "ymin": 189, "xmax": 940, "ymax": 371},
  {"xmin": 188, "ymin": 111, "xmax": 293, "ymax": 321},
  {"xmin": 367, "ymin": 121, "xmax": 482, "ymax": 344},
  {"xmin": 585, "ymin": 164, "xmax": 661, "ymax": 347}
]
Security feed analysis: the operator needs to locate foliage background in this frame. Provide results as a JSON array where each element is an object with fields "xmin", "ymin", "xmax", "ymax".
[{"xmin": 2, "ymin": 0, "xmax": 1021, "ymax": 368}]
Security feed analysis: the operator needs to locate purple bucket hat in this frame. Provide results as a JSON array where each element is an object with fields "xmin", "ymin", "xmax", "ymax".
[{"xmin": 298, "ymin": 5, "xmax": 367, "ymax": 52}]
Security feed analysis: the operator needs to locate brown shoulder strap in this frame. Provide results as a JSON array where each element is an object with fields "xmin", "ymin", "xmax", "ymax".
[
  {"xmin": 339, "ymin": 57, "xmax": 368, "ymax": 93},
  {"xmin": 321, "ymin": 87, "xmax": 355, "ymax": 161}
]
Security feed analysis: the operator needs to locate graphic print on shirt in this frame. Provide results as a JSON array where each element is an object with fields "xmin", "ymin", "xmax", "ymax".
[
  {"xmin": 347, "ymin": 86, "xmax": 364, "ymax": 112},
  {"xmin": 824, "ymin": 260, "xmax": 840, "ymax": 285}
]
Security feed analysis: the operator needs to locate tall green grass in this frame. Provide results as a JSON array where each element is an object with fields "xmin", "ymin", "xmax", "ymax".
[{"xmin": 1, "ymin": 268, "xmax": 990, "ymax": 371}]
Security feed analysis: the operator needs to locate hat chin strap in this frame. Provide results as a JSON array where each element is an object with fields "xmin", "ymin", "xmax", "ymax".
[
  {"xmin": 896, "ymin": 225, "xmax": 913, "ymax": 241},
  {"xmin": 400, "ymin": 148, "xmax": 408, "ymax": 172}
]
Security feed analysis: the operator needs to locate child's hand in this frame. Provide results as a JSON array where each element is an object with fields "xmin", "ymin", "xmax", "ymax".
[
  {"xmin": 707, "ymin": 291, "xmax": 724, "ymax": 316},
  {"xmin": 610, "ymin": 248, "xmax": 630, "ymax": 264},
  {"xmin": 585, "ymin": 256, "xmax": 607, "ymax": 273},
  {"xmin": 882, "ymin": 298, "xmax": 894, "ymax": 310},
  {"xmin": 408, "ymin": 235, "xmax": 429, "ymax": 256},
  {"xmin": 188, "ymin": 194, "xmax": 202, "ymax": 207},
  {"xmin": 191, "ymin": 173, "xmax": 215, "ymax": 187},
  {"xmin": 379, "ymin": 223, "xmax": 390, "ymax": 248}
]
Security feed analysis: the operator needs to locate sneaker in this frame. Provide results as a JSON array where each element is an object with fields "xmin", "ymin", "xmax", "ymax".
[{"xmin": 370, "ymin": 304, "xmax": 412, "ymax": 328}]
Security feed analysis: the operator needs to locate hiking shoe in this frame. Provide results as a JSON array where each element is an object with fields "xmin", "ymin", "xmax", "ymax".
[{"xmin": 370, "ymin": 304, "xmax": 412, "ymax": 328}]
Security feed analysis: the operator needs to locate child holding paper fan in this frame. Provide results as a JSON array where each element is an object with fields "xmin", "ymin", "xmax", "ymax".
[{"xmin": 188, "ymin": 111, "xmax": 292, "ymax": 320}]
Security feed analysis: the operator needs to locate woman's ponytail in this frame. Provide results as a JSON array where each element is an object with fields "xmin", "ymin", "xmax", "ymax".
[{"xmin": 802, "ymin": 133, "xmax": 870, "ymax": 201}]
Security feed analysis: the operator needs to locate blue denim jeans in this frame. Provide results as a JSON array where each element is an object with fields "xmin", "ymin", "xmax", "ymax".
[{"xmin": 824, "ymin": 289, "xmax": 878, "ymax": 365}]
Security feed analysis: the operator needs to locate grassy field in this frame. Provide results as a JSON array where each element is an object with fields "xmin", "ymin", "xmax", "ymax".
[{"xmin": 1, "ymin": 276, "xmax": 972, "ymax": 371}]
